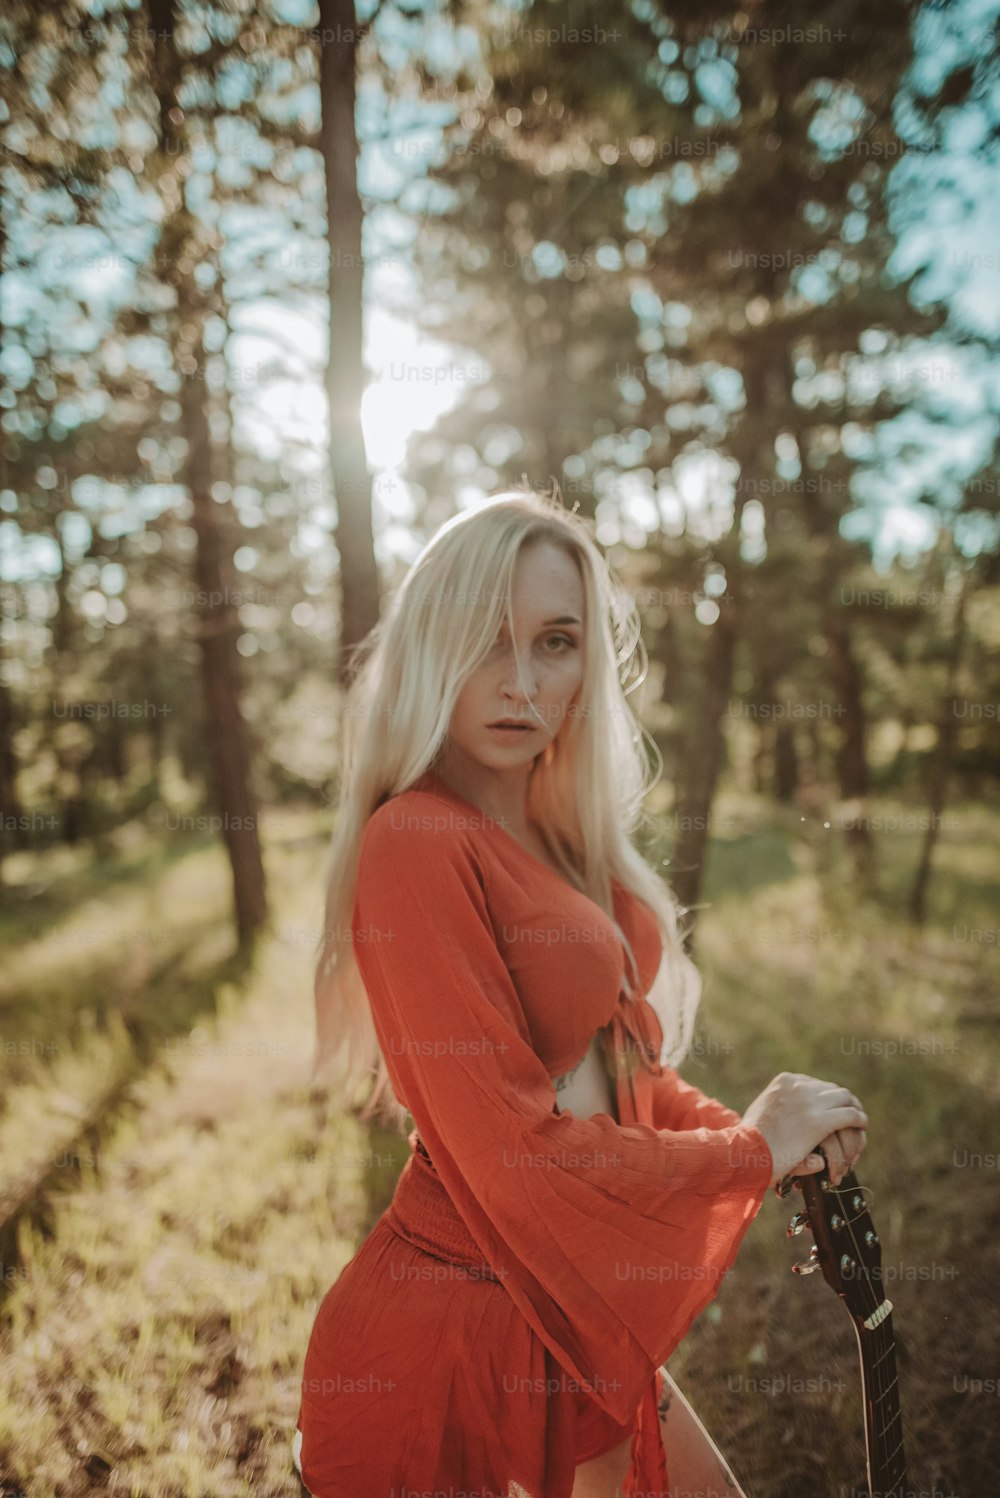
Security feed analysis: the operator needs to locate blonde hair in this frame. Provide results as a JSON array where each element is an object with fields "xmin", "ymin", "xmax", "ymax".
[{"xmin": 312, "ymin": 487, "xmax": 702, "ymax": 1131}]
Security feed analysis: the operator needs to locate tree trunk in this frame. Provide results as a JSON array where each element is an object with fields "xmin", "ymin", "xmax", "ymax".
[
  {"xmin": 0, "ymin": 638, "xmax": 22, "ymax": 878},
  {"xmin": 822, "ymin": 597, "xmax": 875, "ymax": 887},
  {"xmin": 890, "ymin": 706, "xmax": 915, "ymax": 787},
  {"xmin": 107, "ymin": 716, "xmax": 128, "ymax": 787},
  {"xmin": 669, "ymin": 354, "xmax": 776, "ymax": 927},
  {"xmin": 0, "ymin": 207, "xmax": 11, "ymax": 880},
  {"xmin": 670, "ymin": 593, "xmax": 740, "ymax": 919},
  {"xmin": 181, "ymin": 321, "xmax": 268, "ymax": 945},
  {"xmin": 909, "ymin": 572, "xmax": 970, "ymax": 925},
  {"xmin": 791, "ymin": 408, "xmax": 876, "ymax": 889},
  {"xmin": 317, "ymin": 0, "xmax": 380, "ymax": 685},
  {"xmin": 49, "ymin": 532, "xmax": 87, "ymax": 845},
  {"xmin": 774, "ymin": 722, "xmax": 799, "ymax": 802},
  {"xmin": 752, "ymin": 722, "xmax": 770, "ymax": 796},
  {"xmin": 148, "ymin": 0, "xmax": 268, "ymax": 947}
]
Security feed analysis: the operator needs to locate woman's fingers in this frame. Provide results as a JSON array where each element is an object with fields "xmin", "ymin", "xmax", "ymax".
[
  {"xmin": 815, "ymin": 1128, "xmax": 869, "ymax": 1185},
  {"xmin": 787, "ymin": 1150, "xmax": 826, "ymax": 1176},
  {"xmin": 835, "ymin": 1126, "xmax": 868, "ymax": 1169},
  {"xmin": 824, "ymin": 1103, "xmax": 869, "ymax": 1133},
  {"xmin": 743, "ymin": 1075, "xmax": 870, "ymax": 1188},
  {"xmin": 815, "ymin": 1082, "xmax": 867, "ymax": 1117},
  {"xmin": 815, "ymin": 1084, "xmax": 869, "ymax": 1181},
  {"xmin": 817, "ymin": 1131, "xmax": 849, "ymax": 1185}
]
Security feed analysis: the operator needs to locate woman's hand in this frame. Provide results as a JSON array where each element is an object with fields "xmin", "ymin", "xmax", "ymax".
[
  {"xmin": 741, "ymin": 1072, "xmax": 869, "ymax": 1188},
  {"xmin": 787, "ymin": 1124, "xmax": 868, "ymax": 1187}
]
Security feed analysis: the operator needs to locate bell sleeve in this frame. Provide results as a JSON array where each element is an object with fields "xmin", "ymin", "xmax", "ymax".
[
  {"xmin": 648, "ymin": 1063, "xmax": 744, "ymax": 1134},
  {"xmin": 351, "ymin": 807, "xmax": 774, "ymax": 1425}
]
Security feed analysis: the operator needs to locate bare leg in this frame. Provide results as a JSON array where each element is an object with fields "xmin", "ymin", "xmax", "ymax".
[
  {"xmin": 657, "ymin": 1368, "xmax": 750, "ymax": 1498},
  {"xmin": 570, "ymin": 1432, "xmax": 632, "ymax": 1498}
]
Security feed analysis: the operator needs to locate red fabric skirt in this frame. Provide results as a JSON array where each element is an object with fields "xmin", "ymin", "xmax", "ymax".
[{"xmin": 295, "ymin": 1136, "xmax": 668, "ymax": 1496}]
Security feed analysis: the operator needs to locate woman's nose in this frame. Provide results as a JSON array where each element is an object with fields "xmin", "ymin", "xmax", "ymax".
[
  {"xmin": 498, "ymin": 656, "xmax": 539, "ymax": 698},
  {"xmin": 500, "ymin": 674, "xmax": 539, "ymax": 702}
]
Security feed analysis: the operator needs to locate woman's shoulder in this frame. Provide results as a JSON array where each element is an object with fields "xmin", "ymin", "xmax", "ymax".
[
  {"xmin": 354, "ymin": 789, "xmax": 496, "ymax": 933},
  {"xmin": 360, "ymin": 785, "xmax": 489, "ymax": 870}
]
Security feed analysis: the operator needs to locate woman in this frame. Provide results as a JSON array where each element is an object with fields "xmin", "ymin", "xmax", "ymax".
[{"xmin": 293, "ymin": 489, "xmax": 868, "ymax": 1498}]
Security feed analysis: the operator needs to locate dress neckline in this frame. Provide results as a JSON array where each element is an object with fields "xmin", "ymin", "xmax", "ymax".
[
  {"xmin": 413, "ymin": 765, "xmax": 609, "ymax": 903},
  {"xmin": 411, "ymin": 766, "xmax": 664, "ymax": 1065}
]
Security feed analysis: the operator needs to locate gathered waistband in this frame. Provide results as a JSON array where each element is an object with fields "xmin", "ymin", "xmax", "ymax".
[{"xmin": 385, "ymin": 1132, "xmax": 505, "ymax": 1284}]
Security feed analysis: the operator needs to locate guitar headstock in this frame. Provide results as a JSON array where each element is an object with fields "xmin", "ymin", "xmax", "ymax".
[{"xmin": 776, "ymin": 1149, "xmax": 890, "ymax": 1328}]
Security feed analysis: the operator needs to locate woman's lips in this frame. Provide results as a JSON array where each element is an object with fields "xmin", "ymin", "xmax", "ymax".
[{"xmin": 487, "ymin": 723, "xmax": 537, "ymax": 734}]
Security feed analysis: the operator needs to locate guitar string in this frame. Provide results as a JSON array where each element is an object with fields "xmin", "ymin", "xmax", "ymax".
[
  {"xmin": 824, "ymin": 1181, "xmax": 899, "ymax": 1483},
  {"xmin": 840, "ymin": 1195, "xmax": 903, "ymax": 1489},
  {"xmin": 819, "ymin": 1175, "xmax": 904, "ymax": 1490},
  {"xmin": 821, "ymin": 1178, "xmax": 891, "ymax": 1479}
]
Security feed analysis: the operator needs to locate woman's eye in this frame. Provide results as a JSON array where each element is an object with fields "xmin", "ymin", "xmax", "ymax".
[{"xmin": 489, "ymin": 632, "xmax": 576, "ymax": 653}]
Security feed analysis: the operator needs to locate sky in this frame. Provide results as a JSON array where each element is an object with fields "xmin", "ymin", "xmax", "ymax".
[
  {"xmin": 3, "ymin": 0, "xmax": 999, "ymax": 588},
  {"xmin": 225, "ymin": 0, "xmax": 1000, "ymax": 570}
]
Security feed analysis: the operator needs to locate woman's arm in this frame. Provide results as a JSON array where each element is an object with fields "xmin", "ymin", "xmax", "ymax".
[
  {"xmin": 648, "ymin": 1063, "xmax": 743, "ymax": 1135},
  {"xmin": 351, "ymin": 801, "xmax": 774, "ymax": 1426}
]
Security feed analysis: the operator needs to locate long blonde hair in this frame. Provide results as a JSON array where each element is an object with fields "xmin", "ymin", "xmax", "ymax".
[{"xmin": 312, "ymin": 488, "xmax": 702, "ymax": 1131}]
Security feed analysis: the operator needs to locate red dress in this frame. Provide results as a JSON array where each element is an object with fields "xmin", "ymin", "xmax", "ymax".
[{"xmin": 295, "ymin": 767, "xmax": 773, "ymax": 1497}]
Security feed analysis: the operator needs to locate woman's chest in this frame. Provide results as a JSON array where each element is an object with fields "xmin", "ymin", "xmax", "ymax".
[
  {"xmin": 484, "ymin": 856, "xmax": 659, "ymax": 1078},
  {"xmin": 485, "ymin": 868, "xmax": 625, "ymax": 1078}
]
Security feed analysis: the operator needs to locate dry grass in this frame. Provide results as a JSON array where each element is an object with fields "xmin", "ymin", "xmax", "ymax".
[
  {"xmin": 664, "ymin": 799, "xmax": 1000, "ymax": 1498},
  {"xmin": 0, "ymin": 799, "xmax": 996, "ymax": 1496}
]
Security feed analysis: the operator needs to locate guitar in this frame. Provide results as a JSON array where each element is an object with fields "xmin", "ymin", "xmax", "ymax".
[{"xmin": 776, "ymin": 1152, "xmax": 910, "ymax": 1498}]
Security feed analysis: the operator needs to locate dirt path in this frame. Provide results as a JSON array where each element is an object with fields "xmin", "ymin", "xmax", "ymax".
[{"xmin": 0, "ymin": 838, "xmax": 386, "ymax": 1498}]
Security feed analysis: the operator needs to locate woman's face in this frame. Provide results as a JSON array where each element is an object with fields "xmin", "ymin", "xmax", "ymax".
[{"xmin": 446, "ymin": 540, "xmax": 586, "ymax": 773}]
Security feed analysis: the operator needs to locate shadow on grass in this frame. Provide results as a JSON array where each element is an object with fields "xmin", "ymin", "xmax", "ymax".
[
  {"xmin": 125, "ymin": 937, "xmax": 258, "ymax": 1062},
  {"xmin": 0, "ymin": 937, "xmax": 257, "ymax": 1314},
  {"xmin": 0, "ymin": 825, "xmax": 223, "ymax": 951},
  {"xmin": 0, "ymin": 908, "xmax": 238, "ymax": 1095}
]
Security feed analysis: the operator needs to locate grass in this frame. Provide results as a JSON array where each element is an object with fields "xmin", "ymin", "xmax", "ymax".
[
  {"xmin": 664, "ymin": 797, "xmax": 1000, "ymax": 1498},
  {"xmin": 0, "ymin": 814, "xmax": 257, "ymax": 1272},
  {"xmin": 0, "ymin": 820, "xmax": 362, "ymax": 1497},
  {"xmin": 0, "ymin": 797, "xmax": 996, "ymax": 1495}
]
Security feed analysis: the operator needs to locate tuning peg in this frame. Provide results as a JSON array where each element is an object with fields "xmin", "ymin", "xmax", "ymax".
[
  {"xmin": 791, "ymin": 1245, "xmax": 821, "ymax": 1275},
  {"xmin": 786, "ymin": 1212, "xmax": 810, "ymax": 1238}
]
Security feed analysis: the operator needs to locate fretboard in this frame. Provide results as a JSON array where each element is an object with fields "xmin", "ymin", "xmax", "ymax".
[{"xmin": 853, "ymin": 1308, "xmax": 908, "ymax": 1498}]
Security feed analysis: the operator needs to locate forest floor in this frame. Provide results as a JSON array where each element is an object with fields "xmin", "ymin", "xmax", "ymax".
[{"xmin": 0, "ymin": 794, "xmax": 996, "ymax": 1497}]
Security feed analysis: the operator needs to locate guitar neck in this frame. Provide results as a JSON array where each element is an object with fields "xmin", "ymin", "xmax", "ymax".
[
  {"xmin": 782, "ymin": 1161, "xmax": 913, "ymax": 1498},
  {"xmin": 852, "ymin": 1309, "xmax": 908, "ymax": 1498}
]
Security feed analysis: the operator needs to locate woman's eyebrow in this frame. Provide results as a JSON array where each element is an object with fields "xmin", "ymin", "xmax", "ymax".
[{"xmin": 498, "ymin": 614, "xmax": 581, "ymax": 630}]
